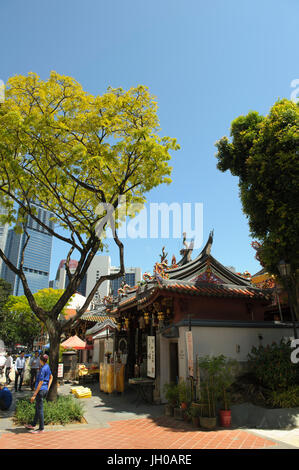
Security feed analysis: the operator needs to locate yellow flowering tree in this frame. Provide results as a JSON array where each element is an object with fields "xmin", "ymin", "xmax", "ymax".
[{"xmin": 0, "ymin": 72, "xmax": 179, "ymax": 399}]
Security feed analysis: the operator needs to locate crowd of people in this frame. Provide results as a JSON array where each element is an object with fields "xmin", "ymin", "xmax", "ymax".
[
  {"xmin": 0, "ymin": 350, "xmax": 43, "ymax": 392},
  {"xmin": 0, "ymin": 350, "xmax": 53, "ymax": 434}
]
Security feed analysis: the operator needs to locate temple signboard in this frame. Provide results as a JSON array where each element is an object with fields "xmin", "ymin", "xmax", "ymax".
[
  {"xmin": 147, "ymin": 336, "xmax": 155, "ymax": 378},
  {"xmin": 186, "ymin": 331, "xmax": 194, "ymax": 377}
]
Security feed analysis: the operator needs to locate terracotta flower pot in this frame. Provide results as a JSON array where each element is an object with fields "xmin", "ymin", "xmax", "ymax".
[
  {"xmin": 219, "ymin": 409, "xmax": 231, "ymax": 427},
  {"xmin": 181, "ymin": 402, "xmax": 188, "ymax": 410}
]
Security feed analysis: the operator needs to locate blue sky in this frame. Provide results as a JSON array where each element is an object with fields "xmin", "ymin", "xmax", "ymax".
[{"xmin": 1, "ymin": 0, "xmax": 298, "ymax": 280}]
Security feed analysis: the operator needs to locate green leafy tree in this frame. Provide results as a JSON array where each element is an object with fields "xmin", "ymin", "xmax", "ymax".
[
  {"xmin": 0, "ymin": 72, "xmax": 179, "ymax": 399},
  {"xmin": 215, "ymin": 99, "xmax": 299, "ymax": 319},
  {"xmin": 0, "ymin": 278, "xmax": 14, "ymax": 347},
  {"xmin": 5, "ymin": 288, "xmax": 67, "ymax": 350}
]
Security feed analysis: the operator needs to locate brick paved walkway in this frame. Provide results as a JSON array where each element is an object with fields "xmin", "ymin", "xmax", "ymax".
[{"xmin": 0, "ymin": 416, "xmax": 279, "ymax": 449}]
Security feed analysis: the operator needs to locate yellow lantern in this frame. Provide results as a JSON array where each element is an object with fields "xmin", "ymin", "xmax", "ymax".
[
  {"xmin": 144, "ymin": 312, "xmax": 149, "ymax": 325},
  {"xmin": 158, "ymin": 311, "xmax": 164, "ymax": 322},
  {"xmin": 124, "ymin": 317, "xmax": 129, "ymax": 329}
]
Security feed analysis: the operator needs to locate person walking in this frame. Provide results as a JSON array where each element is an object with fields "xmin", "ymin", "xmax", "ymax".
[
  {"xmin": 14, "ymin": 351, "xmax": 26, "ymax": 392},
  {"xmin": 29, "ymin": 351, "xmax": 40, "ymax": 391},
  {"xmin": 0, "ymin": 383, "xmax": 13, "ymax": 411},
  {"xmin": 5, "ymin": 353, "xmax": 13, "ymax": 385},
  {"xmin": 0, "ymin": 353, "xmax": 5, "ymax": 377},
  {"xmin": 25, "ymin": 354, "xmax": 53, "ymax": 434}
]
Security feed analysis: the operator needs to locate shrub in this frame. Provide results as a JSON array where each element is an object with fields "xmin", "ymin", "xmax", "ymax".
[
  {"xmin": 15, "ymin": 396, "xmax": 85, "ymax": 426},
  {"xmin": 247, "ymin": 339, "xmax": 299, "ymax": 391},
  {"xmin": 178, "ymin": 380, "xmax": 192, "ymax": 405},
  {"xmin": 163, "ymin": 383, "xmax": 179, "ymax": 407},
  {"xmin": 266, "ymin": 385, "xmax": 299, "ymax": 408}
]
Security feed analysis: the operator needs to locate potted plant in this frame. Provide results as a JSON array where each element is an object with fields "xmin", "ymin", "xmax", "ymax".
[
  {"xmin": 163, "ymin": 383, "xmax": 179, "ymax": 416},
  {"xmin": 178, "ymin": 380, "xmax": 191, "ymax": 410},
  {"xmin": 218, "ymin": 358, "xmax": 239, "ymax": 427},
  {"xmin": 197, "ymin": 355, "xmax": 224, "ymax": 430}
]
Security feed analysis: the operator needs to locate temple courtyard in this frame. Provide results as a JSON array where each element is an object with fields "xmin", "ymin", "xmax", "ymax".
[{"xmin": 0, "ymin": 382, "xmax": 298, "ymax": 450}]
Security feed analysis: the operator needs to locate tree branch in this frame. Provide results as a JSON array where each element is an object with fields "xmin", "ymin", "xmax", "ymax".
[{"xmin": 62, "ymin": 230, "xmax": 124, "ymax": 330}]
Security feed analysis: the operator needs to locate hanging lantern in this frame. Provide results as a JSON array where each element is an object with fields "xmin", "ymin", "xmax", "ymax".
[
  {"xmin": 124, "ymin": 317, "xmax": 129, "ymax": 329},
  {"xmin": 144, "ymin": 312, "xmax": 149, "ymax": 325},
  {"xmin": 152, "ymin": 313, "xmax": 158, "ymax": 328},
  {"xmin": 158, "ymin": 311, "xmax": 164, "ymax": 322},
  {"xmin": 166, "ymin": 308, "xmax": 171, "ymax": 316}
]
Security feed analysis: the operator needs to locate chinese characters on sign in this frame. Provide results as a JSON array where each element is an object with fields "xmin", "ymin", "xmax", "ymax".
[
  {"xmin": 186, "ymin": 331, "xmax": 194, "ymax": 377},
  {"xmin": 147, "ymin": 336, "xmax": 155, "ymax": 378}
]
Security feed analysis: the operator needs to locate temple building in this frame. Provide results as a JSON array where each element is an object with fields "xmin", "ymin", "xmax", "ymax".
[{"xmin": 100, "ymin": 231, "xmax": 298, "ymax": 403}]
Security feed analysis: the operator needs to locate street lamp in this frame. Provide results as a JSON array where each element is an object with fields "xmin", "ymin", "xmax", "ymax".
[
  {"xmin": 278, "ymin": 260, "xmax": 291, "ymax": 278},
  {"xmin": 278, "ymin": 260, "xmax": 298, "ymax": 339}
]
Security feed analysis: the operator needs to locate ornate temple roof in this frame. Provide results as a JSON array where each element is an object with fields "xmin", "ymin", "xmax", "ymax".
[
  {"xmin": 103, "ymin": 232, "xmax": 271, "ymax": 315},
  {"xmin": 167, "ymin": 231, "xmax": 252, "ymax": 286}
]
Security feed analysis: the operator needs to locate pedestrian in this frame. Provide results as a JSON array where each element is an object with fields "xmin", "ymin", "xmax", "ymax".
[
  {"xmin": 29, "ymin": 351, "xmax": 40, "ymax": 391},
  {"xmin": 14, "ymin": 351, "xmax": 26, "ymax": 392},
  {"xmin": 0, "ymin": 383, "xmax": 13, "ymax": 411},
  {"xmin": 0, "ymin": 353, "xmax": 5, "ymax": 377},
  {"xmin": 25, "ymin": 354, "xmax": 53, "ymax": 434},
  {"xmin": 5, "ymin": 352, "xmax": 13, "ymax": 385}
]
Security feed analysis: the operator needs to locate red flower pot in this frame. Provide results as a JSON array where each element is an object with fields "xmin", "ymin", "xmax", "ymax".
[{"xmin": 219, "ymin": 410, "xmax": 231, "ymax": 427}]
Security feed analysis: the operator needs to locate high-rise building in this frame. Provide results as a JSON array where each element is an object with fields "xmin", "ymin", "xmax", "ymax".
[
  {"xmin": 83, "ymin": 255, "xmax": 111, "ymax": 302},
  {"xmin": 52, "ymin": 259, "xmax": 87, "ymax": 297},
  {"xmin": 2, "ymin": 203, "xmax": 54, "ymax": 296},
  {"xmin": 110, "ymin": 266, "xmax": 142, "ymax": 296},
  {"xmin": 0, "ymin": 205, "xmax": 9, "ymax": 279},
  {"xmin": 52, "ymin": 255, "xmax": 142, "ymax": 302}
]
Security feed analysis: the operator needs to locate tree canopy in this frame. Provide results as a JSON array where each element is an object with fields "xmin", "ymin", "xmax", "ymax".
[
  {"xmin": 0, "ymin": 72, "xmax": 179, "ymax": 398},
  {"xmin": 215, "ymin": 99, "xmax": 299, "ymax": 318}
]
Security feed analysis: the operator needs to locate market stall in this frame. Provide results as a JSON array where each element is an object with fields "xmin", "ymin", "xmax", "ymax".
[{"xmin": 78, "ymin": 363, "xmax": 100, "ymax": 384}]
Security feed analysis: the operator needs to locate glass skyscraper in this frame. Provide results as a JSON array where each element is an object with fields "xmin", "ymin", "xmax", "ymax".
[{"xmin": 2, "ymin": 204, "xmax": 54, "ymax": 296}]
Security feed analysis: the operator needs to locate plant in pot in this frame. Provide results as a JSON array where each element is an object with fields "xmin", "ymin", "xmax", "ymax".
[
  {"xmin": 163, "ymin": 383, "xmax": 179, "ymax": 417},
  {"xmin": 178, "ymin": 380, "xmax": 192, "ymax": 411},
  {"xmin": 197, "ymin": 355, "xmax": 224, "ymax": 430},
  {"xmin": 218, "ymin": 357, "xmax": 239, "ymax": 427}
]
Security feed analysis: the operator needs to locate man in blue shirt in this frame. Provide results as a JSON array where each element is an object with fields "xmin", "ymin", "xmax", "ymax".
[
  {"xmin": 0, "ymin": 383, "xmax": 13, "ymax": 410},
  {"xmin": 25, "ymin": 354, "xmax": 53, "ymax": 434}
]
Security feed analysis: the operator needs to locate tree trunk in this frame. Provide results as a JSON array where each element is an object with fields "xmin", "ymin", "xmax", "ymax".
[{"xmin": 47, "ymin": 323, "xmax": 62, "ymax": 401}]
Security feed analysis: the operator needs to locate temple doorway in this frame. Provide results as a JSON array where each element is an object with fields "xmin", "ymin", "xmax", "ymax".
[{"xmin": 169, "ymin": 341, "xmax": 179, "ymax": 384}]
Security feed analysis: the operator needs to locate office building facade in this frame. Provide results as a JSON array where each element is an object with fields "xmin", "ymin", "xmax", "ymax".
[
  {"xmin": 52, "ymin": 255, "xmax": 142, "ymax": 302},
  {"xmin": 0, "ymin": 205, "xmax": 9, "ymax": 279},
  {"xmin": 2, "ymin": 204, "xmax": 54, "ymax": 296}
]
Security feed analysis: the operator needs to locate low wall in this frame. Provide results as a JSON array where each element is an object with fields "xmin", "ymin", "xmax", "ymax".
[{"xmin": 231, "ymin": 403, "xmax": 299, "ymax": 429}]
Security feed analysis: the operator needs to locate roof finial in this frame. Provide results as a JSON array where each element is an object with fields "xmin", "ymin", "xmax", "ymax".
[
  {"xmin": 180, "ymin": 232, "xmax": 194, "ymax": 263},
  {"xmin": 205, "ymin": 229, "xmax": 214, "ymax": 255}
]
